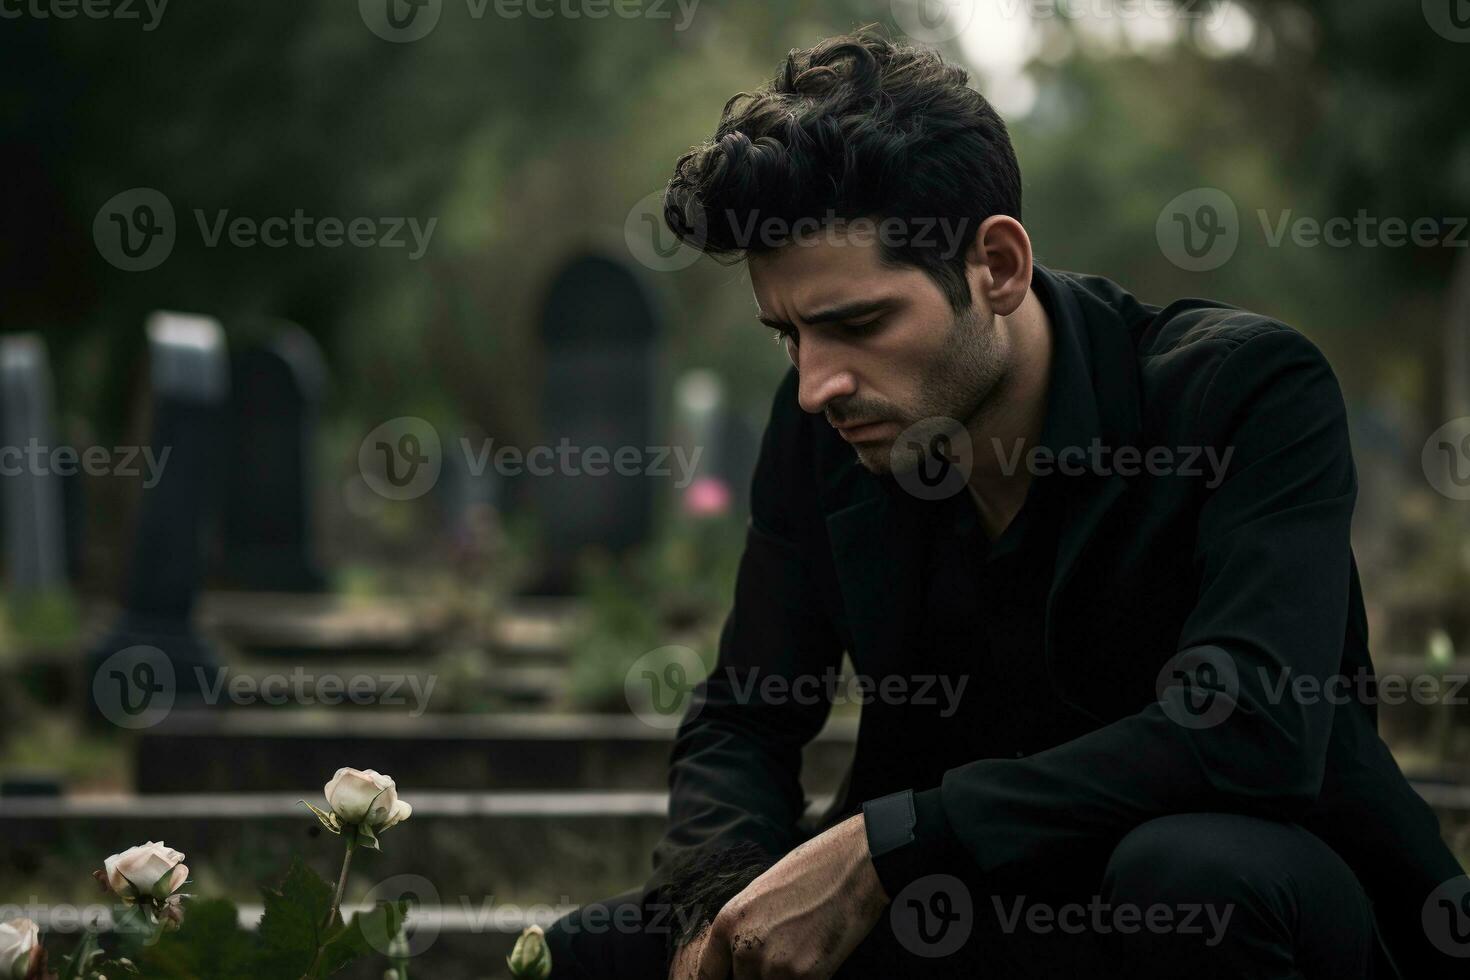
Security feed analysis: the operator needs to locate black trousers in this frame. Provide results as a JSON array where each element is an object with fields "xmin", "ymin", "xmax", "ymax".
[{"xmin": 546, "ymin": 813, "xmax": 1381, "ymax": 979}]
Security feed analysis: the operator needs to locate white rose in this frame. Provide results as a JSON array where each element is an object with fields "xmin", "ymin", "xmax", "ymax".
[
  {"xmin": 0, "ymin": 918, "xmax": 39, "ymax": 980},
  {"xmin": 323, "ymin": 768, "xmax": 412, "ymax": 831},
  {"xmin": 100, "ymin": 841, "xmax": 189, "ymax": 902}
]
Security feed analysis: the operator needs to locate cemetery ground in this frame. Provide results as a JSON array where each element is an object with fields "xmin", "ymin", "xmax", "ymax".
[{"xmin": 0, "ymin": 522, "xmax": 774, "ymax": 977}]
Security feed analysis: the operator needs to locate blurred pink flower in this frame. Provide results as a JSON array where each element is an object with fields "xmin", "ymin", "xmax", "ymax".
[{"xmin": 683, "ymin": 476, "xmax": 732, "ymax": 518}]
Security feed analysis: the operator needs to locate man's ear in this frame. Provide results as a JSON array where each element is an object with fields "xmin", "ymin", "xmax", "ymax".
[{"xmin": 963, "ymin": 214, "xmax": 1033, "ymax": 317}]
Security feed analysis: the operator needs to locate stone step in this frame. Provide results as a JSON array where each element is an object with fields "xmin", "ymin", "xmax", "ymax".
[
  {"xmin": 134, "ymin": 711, "xmax": 858, "ymax": 794},
  {"xmin": 209, "ymin": 658, "xmax": 565, "ymax": 709},
  {"xmin": 195, "ymin": 591, "xmax": 456, "ymax": 658},
  {"xmin": 0, "ymin": 791, "xmax": 684, "ymax": 909}
]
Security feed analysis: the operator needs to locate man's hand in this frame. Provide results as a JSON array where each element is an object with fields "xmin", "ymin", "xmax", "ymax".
[
  {"xmin": 690, "ymin": 814, "xmax": 888, "ymax": 979},
  {"xmin": 669, "ymin": 922, "xmax": 711, "ymax": 980}
]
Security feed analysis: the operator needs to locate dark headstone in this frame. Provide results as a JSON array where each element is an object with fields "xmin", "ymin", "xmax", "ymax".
[
  {"xmin": 219, "ymin": 322, "xmax": 327, "ymax": 592},
  {"xmin": 0, "ymin": 334, "xmax": 67, "ymax": 594},
  {"xmin": 531, "ymin": 253, "xmax": 662, "ymax": 592},
  {"xmin": 87, "ymin": 312, "xmax": 229, "ymax": 722}
]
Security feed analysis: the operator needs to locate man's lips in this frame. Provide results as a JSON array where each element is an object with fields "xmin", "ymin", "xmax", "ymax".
[{"xmin": 832, "ymin": 419, "xmax": 896, "ymax": 442}]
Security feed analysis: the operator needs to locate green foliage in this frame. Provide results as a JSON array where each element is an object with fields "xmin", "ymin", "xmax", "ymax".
[
  {"xmin": 110, "ymin": 899, "xmax": 258, "ymax": 980},
  {"xmin": 87, "ymin": 861, "xmax": 407, "ymax": 980},
  {"xmin": 257, "ymin": 859, "xmax": 337, "ymax": 977},
  {"xmin": 564, "ymin": 509, "xmax": 741, "ymax": 709}
]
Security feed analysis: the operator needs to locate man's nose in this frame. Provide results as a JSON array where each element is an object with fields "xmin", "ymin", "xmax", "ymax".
[{"xmin": 795, "ymin": 342, "xmax": 857, "ymax": 415}]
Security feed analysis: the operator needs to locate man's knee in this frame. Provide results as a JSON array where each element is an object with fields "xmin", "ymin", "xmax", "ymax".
[
  {"xmin": 1103, "ymin": 812, "xmax": 1283, "ymax": 907},
  {"xmin": 1099, "ymin": 813, "xmax": 1373, "ymax": 978}
]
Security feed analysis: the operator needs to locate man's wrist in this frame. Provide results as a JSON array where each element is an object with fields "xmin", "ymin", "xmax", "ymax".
[{"xmin": 861, "ymin": 788, "xmax": 959, "ymax": 899}]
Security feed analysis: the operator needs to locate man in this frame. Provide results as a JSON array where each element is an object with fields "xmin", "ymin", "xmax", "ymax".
[{"xmin": 546, "ymin": 29, "xmax": 1467, "ymax": 979}]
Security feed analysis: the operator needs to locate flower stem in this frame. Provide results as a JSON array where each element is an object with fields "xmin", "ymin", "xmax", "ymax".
[
  {"xmin": 327, "ymin": 831, "xmax": 358, "ymax": 929},
  {"xmin": 303, "ymin": 829, "xmax": 358, "ymax": 979}
]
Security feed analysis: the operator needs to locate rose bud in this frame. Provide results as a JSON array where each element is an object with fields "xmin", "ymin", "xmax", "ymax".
[
  {"xmin": 506, "ymin": 924, "xmax": 551, "ymax": 979},
  {"xmin": 96, "ymin": 842, "xmax": 188, "ymax": 904}
]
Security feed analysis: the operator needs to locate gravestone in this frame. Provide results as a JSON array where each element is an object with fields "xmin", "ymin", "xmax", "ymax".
[
  {"xmin": 0, "ymin": 334, "xmax": 67, "ymax": 595},
  {"xmin": 219, "ymin": 322, "xmax": 327, "ymax": 592},
  {"xmin": 531, "ymin": 253, "xmax": 663, "ymax": 593},
  {"xmin": 87, "ymin": 312, "xmax": 229, "ymax": 721}
]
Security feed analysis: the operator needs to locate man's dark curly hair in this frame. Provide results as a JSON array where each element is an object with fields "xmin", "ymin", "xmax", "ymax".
[{"xmin": 663, "ymin": 28, "xmax": 1022, "ymax": 311}]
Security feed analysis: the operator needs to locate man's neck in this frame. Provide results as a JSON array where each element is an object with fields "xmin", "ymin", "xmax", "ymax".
[{"xmin": 964, "ymin": 287, "xmax": 1054, "ymax": 540}]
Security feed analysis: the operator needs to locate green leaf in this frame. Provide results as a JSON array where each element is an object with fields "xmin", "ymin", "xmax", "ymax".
[
  {"xmin": 314, "ymin": 900, "xmax": 408, "ymax": 978},
  {"xmin": 300, "ymin": 801, "xmax": 343, "ymax": 835},
  {"xmin": 355, "ymin": 822, "xmax": 380, "ymax": 851},
  {"xmin": 123, "ymin": 898, "xmax": 261, "ymax": 980},
  {"xmin": 258, "ymin": 857, "xmax": 336, "ymax": 978}
]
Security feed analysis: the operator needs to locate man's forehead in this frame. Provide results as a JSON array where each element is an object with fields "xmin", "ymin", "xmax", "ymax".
[{"xmin": 748, "ymin": 235, "xmax": 890, "ymax": 319}]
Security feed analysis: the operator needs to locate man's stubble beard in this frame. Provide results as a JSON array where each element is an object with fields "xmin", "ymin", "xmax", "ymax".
[{"xmin": 854, "ymin": 301, "xmax": 1009, "ymax": 475}]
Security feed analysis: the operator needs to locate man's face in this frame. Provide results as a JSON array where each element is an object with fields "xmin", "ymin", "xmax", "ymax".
[{"xmin": 749, "ymin": 230, "xmax": 1010, "ymax": 474}]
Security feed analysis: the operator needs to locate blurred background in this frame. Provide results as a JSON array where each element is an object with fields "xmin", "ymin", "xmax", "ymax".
[{"xmin": 2, "ymin": 1, "xmax": 1469, "ymax": 975}]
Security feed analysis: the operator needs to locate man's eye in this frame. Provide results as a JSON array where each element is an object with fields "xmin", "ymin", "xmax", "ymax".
[
  {"xmin": 771, "ymin": 328, "xmax": 798, "ymax": 346},
  {"xmin": 844, "ymin": 317, "xmax": 883, "ymax": 336}
]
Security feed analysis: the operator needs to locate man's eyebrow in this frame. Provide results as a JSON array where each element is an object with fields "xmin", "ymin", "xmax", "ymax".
[{"xmin": 755, "ymin": 298, "xmax": 894, "ymax": 330}]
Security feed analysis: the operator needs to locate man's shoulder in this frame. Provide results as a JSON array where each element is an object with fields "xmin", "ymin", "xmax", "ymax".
[
  {"xmin": 1054, "ymin": 268, "xmax": 1340, "ymax": 418},
  {"xmin": 1054, "ymin": 267, "xmax": 1319, "ymax": 366}
]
